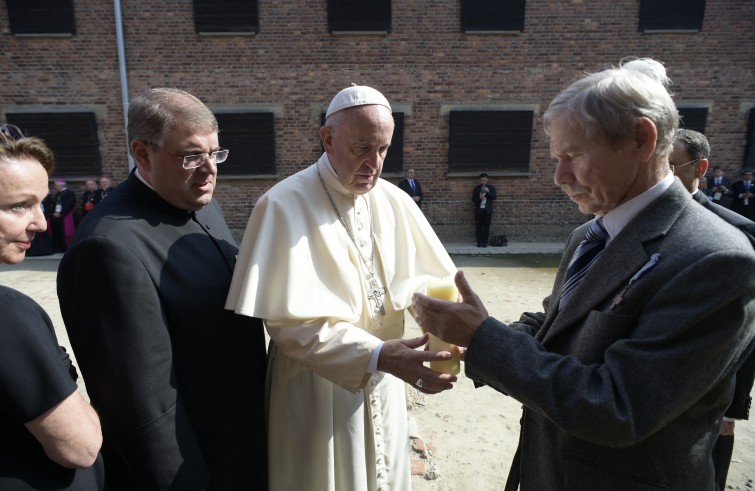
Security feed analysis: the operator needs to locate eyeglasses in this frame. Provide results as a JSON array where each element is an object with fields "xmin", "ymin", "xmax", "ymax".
[
  {"xmin": 670, "ymin": 158, "xmax": 699, "ymax": 174},
  {"xmin": 0, "ymin": 124, "xmax": 25, "ymax": 146},
  {"xmin": 144, "ymin": 141, "xmax": 229, "ymax": 169}
]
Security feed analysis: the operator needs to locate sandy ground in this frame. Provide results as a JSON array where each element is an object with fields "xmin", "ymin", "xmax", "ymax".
[{"xmin": 1, "ymin": 255, "xmax": 753, "ymax": 490}]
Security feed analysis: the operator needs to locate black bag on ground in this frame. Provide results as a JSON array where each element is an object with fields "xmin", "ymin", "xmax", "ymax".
[{"xmin": 489, "ymin": 233, "xmax": 508, "ymax": 247}]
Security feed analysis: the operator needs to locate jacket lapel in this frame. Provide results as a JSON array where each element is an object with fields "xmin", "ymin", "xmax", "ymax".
[
  {"xmin": 539, "ymin": 182, "xmax": 689, "ymax": 344},
  {"xmin": 542, "ymin": 236, "xmax": 650, "ymax": 343}
]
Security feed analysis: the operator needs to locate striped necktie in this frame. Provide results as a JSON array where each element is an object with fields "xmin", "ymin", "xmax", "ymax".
[{"xmin": 560, "ymin": 218, "xmax": 608, "ymax": 308}]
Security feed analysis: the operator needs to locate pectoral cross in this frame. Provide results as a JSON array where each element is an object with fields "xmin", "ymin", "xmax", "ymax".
[{"xmin": 366, "ymin": 277, "xmax": 386, "ymax": 316}]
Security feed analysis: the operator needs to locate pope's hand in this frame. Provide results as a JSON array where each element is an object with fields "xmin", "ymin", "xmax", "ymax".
[
  {"xmin": 377, "ymin": 333, "xmax": 457, "ymax": 394},
  {"xmin": 412, "ymin": 270, "xmax": 488, "ymax": 348}
]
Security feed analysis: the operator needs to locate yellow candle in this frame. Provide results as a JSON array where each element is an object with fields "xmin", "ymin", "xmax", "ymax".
[
  {"xmin": 425, "ymin": 279, "xmax": 461, "ymax": 375},
  {"xmin": 426, "ymin": 280, "xmax": 458, "ymax": 302}
]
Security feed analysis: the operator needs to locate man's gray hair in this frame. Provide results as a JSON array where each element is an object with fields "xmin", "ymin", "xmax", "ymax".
[
  {"xmin": 543, "ymin": 58, "xmax": 679, "ymax": 162},
  {"xmin": 127, "ymin": 88, "xmax": 218, "ymax": 156}
]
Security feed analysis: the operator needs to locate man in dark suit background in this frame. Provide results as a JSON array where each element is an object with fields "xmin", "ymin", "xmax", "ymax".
[
  {"xmin": 413, "ymin": 58, "xmax": 755, "ymax": 489},
  {"xmin": 57, "ymin": 88, "xmax": 268, "ymax": 490},
  {"xmin": 472, "ymin": 172, "xmax": 496, "ymax": 247},
  {"xmin": 708, "ymin": 165, "xmax": 734, "ymax": 208},
  {"xmin": 398, "ymin": 167, "xmax": 424, "ymax": 208},
  {"xmin": 732, "ymin": 169, "xmax": 755, "ymax": 221},
  {"xmin": 671, "ymin": 128, "xmax": 755, "ymax": 491}
]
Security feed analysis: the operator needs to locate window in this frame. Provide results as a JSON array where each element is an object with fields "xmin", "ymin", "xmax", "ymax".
[
  {"xmin": 448, "ymin": 110, "xmax": 533, "ymax": 173},
  {"xmin": 639, "ymin": 0, "xmax": 705, "ymax": 32},
  {"xmin": 327, "ymin": 0, "xmax": 391, "ymax": 34},
  {"xmin": 6, "ymin": 112, "xmax": 101, "ymax": 177},
  {"xmin": 215, "ymin": 112, "xmax": 276, "ymax": 176},
  {"xmin": 677, "ymin": 107, "xmax": 708, "ymax": 134},
  {"xmin": 6, "ymin": 0, "xmax": 76, "ymax": 35},
  {"xmin": 461, "ymin": 0, "xmax": 526, "ymax": 33},
  {"xmin": 193, "ymin": 0, "xmax": 259, "ymax": 34},
  {"xmin": 319, "ymin": 112, "xmax": 404, "ymax": 173},
  {"xmin": 744, "ymin": 109, "xmax": 755, "ymax": 168}
]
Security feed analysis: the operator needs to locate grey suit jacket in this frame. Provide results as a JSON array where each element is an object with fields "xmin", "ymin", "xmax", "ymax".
[
  {"xmin": 466, "ymin": 181, "xmax": 755, "ymax": 490},
  {"xmin": 693, "ymin": 189, "xmax": 755, "ymax": 421}
]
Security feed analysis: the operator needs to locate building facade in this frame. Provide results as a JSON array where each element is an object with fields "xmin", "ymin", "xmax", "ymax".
[{"xmin": 2, "ymin": 0, "xmax": 754, "ymax": 241}]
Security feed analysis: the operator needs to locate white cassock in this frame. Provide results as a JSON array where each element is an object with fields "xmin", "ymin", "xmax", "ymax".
[{"xmin": 226, "ymin": 153, "xmax": 457, "ymax": 491}]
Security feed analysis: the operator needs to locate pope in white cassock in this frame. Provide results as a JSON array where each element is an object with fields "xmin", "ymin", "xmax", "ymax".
[{"xmin": 226, "ymin": 85, "xmax": 459, "ymax": 491}]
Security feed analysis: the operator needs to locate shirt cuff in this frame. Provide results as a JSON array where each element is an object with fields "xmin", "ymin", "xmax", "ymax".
[{"xmin": 368, "ymin": 341, "xmax": 384, "ymax": 373}]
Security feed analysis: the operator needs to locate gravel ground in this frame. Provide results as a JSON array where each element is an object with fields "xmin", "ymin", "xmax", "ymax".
[{"xmin": 2, "ymin": 254, "xmax": 752, "ymax": 490}]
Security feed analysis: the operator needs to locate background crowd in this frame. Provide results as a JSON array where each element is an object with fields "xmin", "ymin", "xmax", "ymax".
[{"xmin": 27, "ymin": 175, "xmax": 114, "ymax": 256}]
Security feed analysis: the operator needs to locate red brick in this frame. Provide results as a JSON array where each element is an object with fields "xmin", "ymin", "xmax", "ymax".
[
  {"xmin": 2, "ymin": 0, "xmax": 752, "ymax": 242},
  {"xmin": 411, "ymin": 458, "xmax": 426, "ymax": 476},
  {"xmin": 411, "ymin": 437, "xmax": 426, "ymax": 454}
]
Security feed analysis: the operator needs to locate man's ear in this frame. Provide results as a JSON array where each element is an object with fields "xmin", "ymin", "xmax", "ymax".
[
  {"xmin": 634, "ymin": 117, "xmax": 658, "ymax": 163},
  {"xmin": 695, "ymin": 158, "xmax": 709, "ymax": 179},
  {"xmin": 131, "ymin": 140, "xmax": 152, "ymax": 172},
  {"xmin": 320, "ymin": 126, "xmax": 333, "ymax": 153}
]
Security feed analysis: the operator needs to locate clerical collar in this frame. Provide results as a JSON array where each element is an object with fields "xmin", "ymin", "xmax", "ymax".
[
  {"xmin": 134, "ymin": 167, "xmax": 156, "ymax": 191},
  {"xmin": 322, "ymin": 156, "xmax": 339, "ymax": 180},
  {"xmin": 320, "ymin": 154, "xmax": 362, "ymax": 197}
]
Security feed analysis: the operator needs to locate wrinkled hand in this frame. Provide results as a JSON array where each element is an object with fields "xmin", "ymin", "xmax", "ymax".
[
  {"xmin": 412, "ymin": 270, "xmax": 488, "ymax": 348},
  {"xmin": 377, "ymin": 333, "xmax": 457, "ymax": 394}
]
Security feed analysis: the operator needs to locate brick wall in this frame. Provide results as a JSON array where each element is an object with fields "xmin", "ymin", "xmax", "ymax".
[{"xmin": 2, "ymin": 0, "xmax": 753, "ymax": 242}]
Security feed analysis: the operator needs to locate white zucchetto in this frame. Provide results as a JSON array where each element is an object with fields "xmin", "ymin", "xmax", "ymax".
[{"xmin": 325, "ymin": 84, "xmax": 392, "ymax": 118}]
